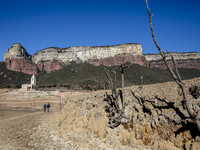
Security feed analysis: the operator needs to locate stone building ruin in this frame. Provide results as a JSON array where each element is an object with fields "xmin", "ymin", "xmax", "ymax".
[{"xmin": 21, "ymin": 74, "xmax": 36, "ymax": 90}]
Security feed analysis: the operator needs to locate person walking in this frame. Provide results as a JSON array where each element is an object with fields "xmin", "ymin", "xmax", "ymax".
[
  {"xmin": 43, "ymin": 103, "xmax": 47, "ymax": 112},
  {"xmin": 47, "ymin": 103, "xmax": 51, "ymax": 112}
]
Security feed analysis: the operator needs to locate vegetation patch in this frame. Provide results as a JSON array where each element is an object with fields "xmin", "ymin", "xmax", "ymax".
[{"xmin": 1, "ymin": 61, "xmax": 200, "ymax": 90}]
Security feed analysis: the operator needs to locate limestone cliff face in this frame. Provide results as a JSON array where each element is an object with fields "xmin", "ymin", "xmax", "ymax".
[
  {"xmin": 4, "ymin": 43, "xmax": 38, "ymax": 74},
  {"xmin": 3, "ymin": 43, "xmax": 200, "ymax": 74},
  {"xmin": 4, "ymin": 43, "xmax": 30, "ymax": 61},
  {"xmin": 144, "ymin": 52, "xmax": 200, "ymax": 61},
  {"xmin": 32, "ymin": 43, "xmax": 143, "ymax": 64},
  {"xmin": 87, "ymin": 55, "xmax": 148, "ymax": 67},
  {"xmin": 145, "ymin": 52, "xmax": 200, "ymax": 70},
  {"xmin": 4, "ymin": 43, "xmax": 144, "ymax": 74}
]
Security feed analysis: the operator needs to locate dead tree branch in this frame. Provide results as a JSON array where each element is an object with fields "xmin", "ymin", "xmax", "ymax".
[
  {"xmin": 103, "ymin": 66, "xmax": 120, "ymax": 113},
  {"xmin": 103, "ymin": 63, "xmax": 131, "ymax": 128},
  {"xmin": 166, "ymin": 49, "xmax": 183, "ymax": 83},
  {"xmin": 145, "ymin": 0, "xmax": 196, "ymax": 119},
  {"xmin": 120, "ymin": 61, "xmax": 131, "ymax": 110}
]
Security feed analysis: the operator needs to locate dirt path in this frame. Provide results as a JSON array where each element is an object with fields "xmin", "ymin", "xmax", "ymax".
[
  {"xmin": 0, "ymin": 109, "xmax": 87, "ymax": 150},
  {"xmin": 0, "ymin": 111, "xmax": 54, "ymax": 150}
]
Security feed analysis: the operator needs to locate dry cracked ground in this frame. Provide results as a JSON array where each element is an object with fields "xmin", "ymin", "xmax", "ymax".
[
  {"xmin": 0, "ymin": 111, "xmax": 62, "ymax": 150},
  {"xmin": 1, "ymin": 77, "xmax": 200, "ymax": 149}
]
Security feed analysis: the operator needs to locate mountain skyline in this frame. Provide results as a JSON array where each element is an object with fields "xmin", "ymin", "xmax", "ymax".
[{"xmin": 1, "ymin": 0, "xmax": 200, "ymax": 61}]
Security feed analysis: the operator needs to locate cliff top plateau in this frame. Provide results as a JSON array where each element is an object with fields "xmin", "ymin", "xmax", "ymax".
[
  {"xmin": 4, "ymin": 43, "xmax": 200, "ymax": 63},
  {"xmin": 3, "ymin": 43, "xmax": 200, "ymax": 75}
]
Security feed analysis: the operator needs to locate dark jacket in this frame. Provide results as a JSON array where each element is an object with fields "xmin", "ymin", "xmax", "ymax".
[
  {"xmin": 47, "ymin": 103, "xmax": 50, "ymax": 108},
  {"xmin": 44, "ymin": 104, "xmax": 47, "ymax": 108}
]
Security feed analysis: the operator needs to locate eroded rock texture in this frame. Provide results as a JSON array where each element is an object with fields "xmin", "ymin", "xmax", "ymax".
[
  {"xmin": 4, "ymin": 43, "xmax": 144, "ymax": 74},
  {"xmin": 4, "ymin": 43, "xmax": 30, "ymax": 61},
  {"xmin": 37, "ymin": 60, "xmax": 64, "ymax": 73},
  {"xmin": 145, "ymin": 52, "xmax": 200, "ymax": 70},
  {"xmin": 87, "ymin": 55, "xmax": 149, "ymax": 67},
  {"xmin": 51, "ymin": 78, "xmax": 200, "ymax": 149},
  {"xmin": 149, "ymin": 59, "xmax": 200, "ymax": 70},
  {"xmin": 6, "ymin": 58, "xmax": 38, "ymax": 74},
  {"xmin": 4, "ymin": 43, "xmax": 38, "ymax": 74},
  {"xmin": 31, "ymin": 43, "xmax": 143, "ymax": 64},
  {"xmin": 3, "ymin": 43, "xmax": 200, "ymax": 74}
]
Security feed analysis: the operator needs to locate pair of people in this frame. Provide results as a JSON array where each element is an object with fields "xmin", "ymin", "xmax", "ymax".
[{"xmin": 43, "ymin": 103, "xmax": 51, "ymax": 112}]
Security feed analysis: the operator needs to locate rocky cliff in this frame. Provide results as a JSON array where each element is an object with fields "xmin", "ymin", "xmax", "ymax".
[
  {"xmin": 148, "ymin": 59, "xmax": 200, "ymax": 70},
  {"xmin": 3, "ymin": 43, "xmax": 200, "ymax": 74},
  {"xmin": 6, "ymin": 58, "xmax": 38, "ymax": 75},
  {"xmin": 32, "ymin": 43, "xmax": 143, "ymax": 64},
  {"xmin": 144, "ymin": 52, "xmax": 200, "ymax": 70},
  {"xmin": 4, "ymin": 43, "xmax": 31, "ymax": 61},
  {"xmin": 144, "ymin": 52, "xmax": 200, "ymax": 61},
  {"xmin": 4, "ymin": 44, "xmax": 38, "ymax": 74},
  {"xmin": 4, "ymin": 43, "xmax": 146, "ymax": 74}
]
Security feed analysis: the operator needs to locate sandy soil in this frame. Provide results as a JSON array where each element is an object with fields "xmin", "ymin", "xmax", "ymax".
[
  {"xmin": 0, "ymin": 88, "xmax": 90, "ymax": 110},
  {"xmin": 0, "ymin": 89, "xmax": 91, "ymax": 150},
  {"xmin": 0, "ymin": 110, "xmax": 57, "ymax": 150}
]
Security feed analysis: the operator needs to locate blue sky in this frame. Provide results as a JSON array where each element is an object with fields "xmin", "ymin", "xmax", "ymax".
[{"xmin": 0, "ymin": 0, "xmax": 200, "ymax": 61}]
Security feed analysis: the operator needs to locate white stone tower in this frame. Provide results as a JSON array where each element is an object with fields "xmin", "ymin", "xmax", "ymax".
[{"xmin": 31, "ymin": 74, "xmax": 36, "ymax": 89}]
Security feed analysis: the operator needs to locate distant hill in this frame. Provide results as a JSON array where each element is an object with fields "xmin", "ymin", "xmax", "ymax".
[{"xmin": 1, "ymin": 61, "xmax": 200, "ymax": 90}]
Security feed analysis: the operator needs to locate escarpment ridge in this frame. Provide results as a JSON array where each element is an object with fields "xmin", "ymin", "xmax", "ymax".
[
  {"xmin": 144, "ymin": 52, "xmax": 200, "ymax": 70},
  {"xmin": 3, "ymin": 43, "xmax": 200, "ymax": 74},
  {"xmin": 32, "ymin": 43, "xmax": 143, "ymax": 63}
]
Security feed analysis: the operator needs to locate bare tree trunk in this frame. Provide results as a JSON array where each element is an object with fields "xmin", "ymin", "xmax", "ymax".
[
  {"xmin": 120, "ymin": 63, "xmax": 131, "ymax": 111},
  {"xmin": 121, "ymin": 64, "xmax": 125, "ymax": 111},
  {"xmin": 103, "ymin": 63, "xmax": 131, "ymax": 128},
  {"xmin": 145, "ymin": 0, "xmax": 196, "ymax": 119}
]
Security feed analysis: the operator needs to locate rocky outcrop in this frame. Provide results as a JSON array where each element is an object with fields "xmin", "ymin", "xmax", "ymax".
[
  {"xmin": 4, "ymin": 43, "xmax": 145, "ymax": 74},
  {"xmin": 4, "ymin": 43, "xmax": 31, "ymax": 61},
  {"xmin": 3, "ymin": 43, "xmax": 200, "ymax": 74},
  {"xmin": 149, "ymin": 58, "xmax": 200, "ymax": 70},
  {"xmin": 6, "ymin": 58, "xmax": 38, "ymax": 75},
  {"xmin": 4, "ymin": 44, "xmax": 65, "ymax": 74},
  {"xmin": 145, "ymin": 52, "xmax": 200, "ymax": 70},
  {"xmin": 144, "ymin": 52, "xmax": 200, "ymax": 61},
  {"xmin": 32, "ymin": 43, "xmax": 143, "ymax": 64},
  {"xmin": 37, "ymin": 60, "xmax": 64, "ymax": 73},
  {"xmin": 87, "ymin": 55, "xmax": 149, "ymax": 67},
  {"xmin": 4, "ymin": 43, "xmax": 38, "ymax": 74}
]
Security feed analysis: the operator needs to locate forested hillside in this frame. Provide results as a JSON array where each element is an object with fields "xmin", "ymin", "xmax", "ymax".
[{"xmin": 1, "ymin": 61, "xmax": 200, "ymax": 90}]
